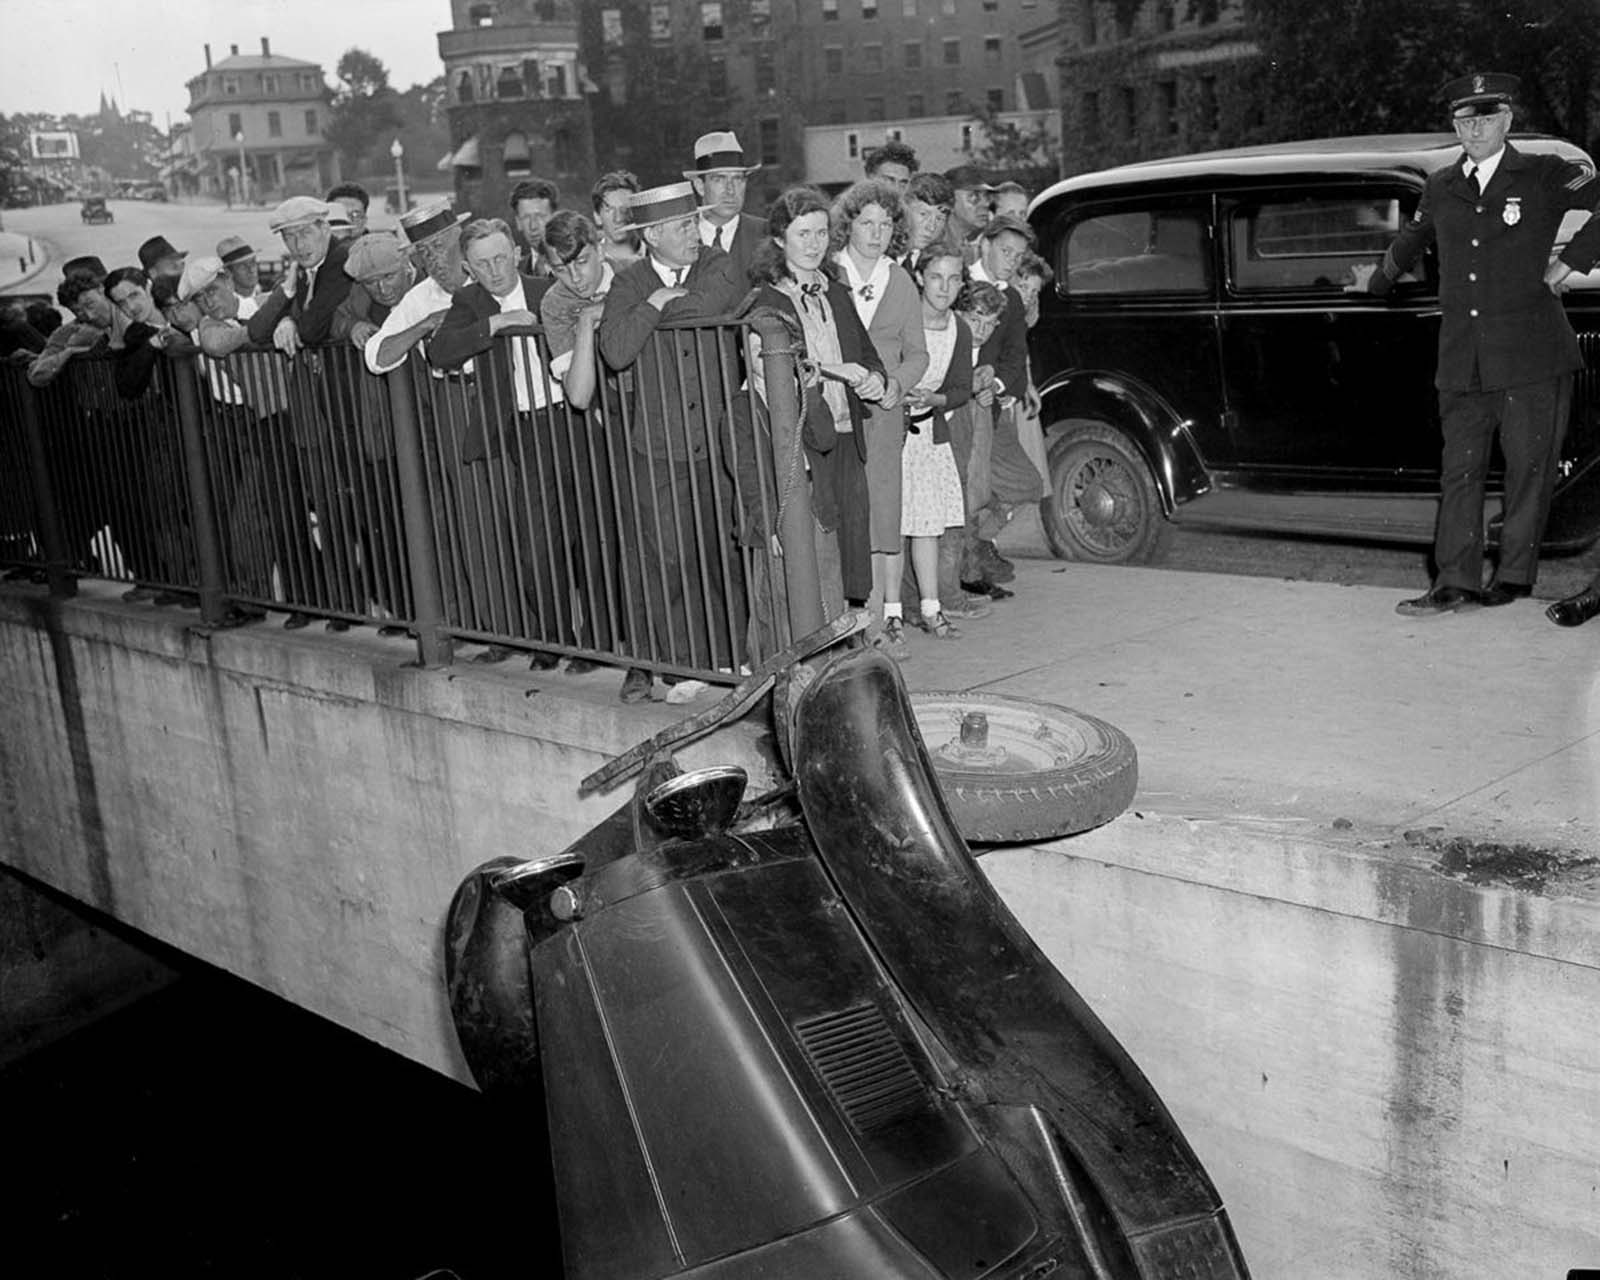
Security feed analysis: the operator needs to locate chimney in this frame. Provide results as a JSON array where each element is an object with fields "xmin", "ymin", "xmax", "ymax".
[
  {"xmin": 230, "ymin": 43, "xmax": 239, "ymax": 57},
  {"xmin": 261, "ymin": 36, "xmax": 270, "ymax": 58},
  {"xmin": 204, "ymin": 43, "xmax": 212, "ymax": 69}
]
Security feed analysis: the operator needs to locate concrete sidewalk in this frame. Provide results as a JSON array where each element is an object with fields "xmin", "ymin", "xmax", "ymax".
[
  {"xmin": 904, "ymin": 559, "xmax": 1600, "ymax": 858},
  {"xmin": 0, "ymin": 231, "xmax": 47, "ymax": 291}
]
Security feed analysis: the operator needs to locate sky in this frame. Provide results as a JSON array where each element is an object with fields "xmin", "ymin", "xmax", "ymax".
[{"xmin": 1, "ymin": 0, "xmax": 452, "ymax": 129}]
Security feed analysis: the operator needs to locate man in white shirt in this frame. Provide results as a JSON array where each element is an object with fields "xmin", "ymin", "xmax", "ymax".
[
  {"xmin": 364, "ymin": 199, "xmax": 471, "ymax": 375},
  {"xmin": 685, "ymin": 130, "xmax": 765, "ymax": 287}
]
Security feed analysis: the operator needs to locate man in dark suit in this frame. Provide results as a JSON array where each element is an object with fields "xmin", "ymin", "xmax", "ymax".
[
  {"xmin": 249, "ymin": 197, "xmax": 355, "ymax": 353},
  {"xmin": 1370, "ymin": 73, "xmax": 1600, "ymax": 616},
  {"xmin": 600, "ymin": 181, "xmax": 749, "ymax": 698},
  {"xmin": 429, "ymin": 217, "xmax": 581, "ymax": 670},
  {"xmin": 684, "ymin": 131, "xmax": 766, "ymax": 290}
]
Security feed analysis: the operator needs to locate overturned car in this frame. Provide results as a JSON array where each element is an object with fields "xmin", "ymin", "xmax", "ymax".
[{"xmin": 445, "ymin": 649, "xmax": 1248, "ymax": 1279}]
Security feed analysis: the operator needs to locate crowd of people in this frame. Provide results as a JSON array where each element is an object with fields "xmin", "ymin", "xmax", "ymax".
[{"xmin": 2, "ymin": 130, "xmax": 1057, "ymax": 705}]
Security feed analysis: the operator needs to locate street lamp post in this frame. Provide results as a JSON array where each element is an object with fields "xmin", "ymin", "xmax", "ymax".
[
  {"xmin": 390, "ymin": 138, "xmax": 407, "ymax": 215},
  {"xmin": 234, "ymin": 131, "xmax": 249, "ymax": 205}
]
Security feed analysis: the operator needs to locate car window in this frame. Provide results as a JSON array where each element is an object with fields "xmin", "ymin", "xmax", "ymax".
[
  {"xmin": 1230, "ymin": 195, "xmax": 1421, "ymax": 292},
  {"xmin": 1062, "ymin": 208, "xmax": 1211, "ymax": 296},
  {"xmin": 1557, "ymin": 209, "xmax": 1600, "ymax": 290}
]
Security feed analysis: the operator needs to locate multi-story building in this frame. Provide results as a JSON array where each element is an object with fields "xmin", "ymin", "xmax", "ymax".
[
  {"xmin": 1056, "ymin": 0, "xmax": 1262, "ymax": 176},
  {"xmin": 185, "ymin": 39, "xmax": 339, "ymax": 201},
  {"xmin": 437, "ymin": 0, "xmax": 595, "ymax": 218}
]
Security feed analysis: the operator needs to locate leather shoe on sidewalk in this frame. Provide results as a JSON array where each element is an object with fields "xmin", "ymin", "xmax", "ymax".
[
  {"xmin": 619, "ymin": 667, "xmax": 653, "ymax": 703},
  {"xmin": 1395, "ymin": 586, "xmax": 1482, "ymax": 617},
  {"xmin": 1480, "ymin": 581, "xmax": 1532, "ymax": 608},
  {"xmin": 1546, "ymin": 586, "xmax": 1600, "ymax": 628}
]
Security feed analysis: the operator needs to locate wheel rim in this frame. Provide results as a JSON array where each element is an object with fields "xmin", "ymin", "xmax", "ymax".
[
  {"xmin": 1058, "ymin": 449, "xmax": 1147, "ymax": 556},
  {"xmin": 914, "ymin": 696, "xmax": 1101, "ymax": 776}
]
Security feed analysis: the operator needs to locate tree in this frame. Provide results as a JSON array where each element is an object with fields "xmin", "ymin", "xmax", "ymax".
[
  {"xmin": 967, "ymin": 104, "xmax": 1061, "ymax": 192},
  {"xmin": 327, "ymin": 47, "xmax": 403, "ymax": 176},
  {"xmin": 1243, "ymin": 0, "xmax": 1600, "ymax": 146}
]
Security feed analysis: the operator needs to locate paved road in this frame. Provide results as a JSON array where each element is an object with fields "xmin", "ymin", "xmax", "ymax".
[{"xmin": 0, "ymin": 197, "xmax": 409, "ymax": 298}]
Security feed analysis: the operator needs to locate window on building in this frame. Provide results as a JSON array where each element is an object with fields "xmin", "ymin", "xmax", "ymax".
[
  {"xmin": 1115, "ymin": 4, "xmax": 1135, "ymax": 38},
  {"xmin": 496, "ymin": 64, "xmax": 524, "ymax": 98},
  {"xmin": 946, "ymin": 89, "xmax": 965, "ymax": 114},
  {"xmin": 904, "ymin": 40, "xmax": 922, "ymax": 68},
  {"xmin": 1155, "ymin": 0, "xmax": 1176, "ymax": 31},
  {"xmin": 224, "ymin": 77, "xmax": 238, "ymax": 96},
  {"xmin": 522, "ymin": 56, "xmax": 542, "ymax": 94},
  {"xmin": 1198, "ymin": 75, "xmax": 1219, "ymax": 134},
  {"xmin": 942, "ymin": 0, "xmax": 955, "ymax": 13},
  {"xmin": 1120, "ymin": 85, "xmax": 1137, "ymax": 140},
  {"xmin": 847, "ymin": 131, "xmax": 860, "ymax": 159},
  {"xmin": 982, "ymin": 0, "xmax": 997, "ymax": 8},
  {"xmin": 987, "ymin": 87, "xmax": 1005, "ymax": 111},
  {"xmin": 751, "ymin": 0, "xmax": 771, "ymax": 29},
  {"xmin": 823, "ymin": 0, "xmax": 838, "ymax": 19},
  {"xmin": 548, "ymin": 63, "xmax": 567, "ymax": 97},
  {"xmin": 649, "ymin": 2, "xmax": 672, "ymax": 39},
  {"xmin": 502, "ymin": 131, "xmax": 532, "ymax": 177},
  {"xmin": 888, "ymin": 127, "xmax": 904, "ymax": 141},
  {"xmin": 984, "ymin": 35, "xmax": 1002, "ymax": 65},
  {"xmin": 1158, "ymin": 80, "xmax": 1178, "ymax": 136},
  {"xmin": 534, "ymin": 0, "xmax": 556, "ymax": 18},
  {"xmin": 906, "ymin": 92, "xmax": 924, "ymax": 116},
  {"xmin": 708, "ymin": 55, "xmax": 728, "ymax": 97},
  {"xmin": 469, "ymin": 3, "xmax": 493, "ymax": 25},
  {"xmin": 759, "ymin": 117, "xmax": 780, "ymax": 164},
  {"xmin": 457, "ymin": 70, "xmax": 475, "ymax": 103},
  {"xmin": 602, "ymin": 8, "xmax": 623, "ymax": 44},
  {"xmin": 865, "ymin": 95, "xmax": 885, "ymax": 120},
  {"xmin": 228, "ymin": 112, "xmax": 243, "ymax": 138},
  {"xmin": 262, "ymin": 75, "xmax": 278, "ymax": 94},
  {"xmin": 267, "ymin": 110, "xmax": 281, "ymax": 138},
  {"xmin": 864, "ymin": 43, "xmax": 883, "ymax": 71},
  {"xmin": 756, "ymin": 47, "xmax": 776, "ymax": 93},
  {"xmin": 701, "ymin": 2, "xmax": 723, "ymax": 39},
  {"xmin": 943, "ymin": 38, "xmax": 960, "ymax": 64},
  {"xmin": 862, "ymin": 0, "xmax": 878, "ymax": 17},
  {"xmin": 902, "ymin": 0, "xmax": 916, "ymax": 13},
  {"xmin": 305, "ymin": 109, "xmax": 318, "ymax": 134},
  {"xmin": 825, "ymin": 45, "xmax": 843, "ymax": 74},
  {"xmin": 1081, "ymin": 1, "xmax": 1097, "ymax": 45}
]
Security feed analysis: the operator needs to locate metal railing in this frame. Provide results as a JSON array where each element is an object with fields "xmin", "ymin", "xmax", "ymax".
[{"xmin": 0, "ymin": 309, "xmax": 822, "ymax": 684}]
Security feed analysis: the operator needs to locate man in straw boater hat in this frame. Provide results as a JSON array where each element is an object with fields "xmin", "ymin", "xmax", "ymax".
[
  {"xmin": 1365, "ymin": 72, "xmax": 1600, "ymax": 619},
  {"xmin": 600, "ymin": 181, "xmax": 750, "ymax": 703},
  {"xmin": 684, "ymin": 129, "xmax": 766, "ymax": 285},
  {"xmin": 363, "ymin": 197, "xmax": 471, "ymax": 375}
]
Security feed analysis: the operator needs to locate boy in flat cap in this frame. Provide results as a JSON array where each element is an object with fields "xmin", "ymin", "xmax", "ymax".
[{"xmin": 1368, "ymin": 72, "xmax": 1600, "ymax": 616}]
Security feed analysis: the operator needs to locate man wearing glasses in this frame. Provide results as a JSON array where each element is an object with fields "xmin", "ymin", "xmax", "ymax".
[{"xmin": 1369, "ymin": 73, "xmax": 1600, "ymax": 616}]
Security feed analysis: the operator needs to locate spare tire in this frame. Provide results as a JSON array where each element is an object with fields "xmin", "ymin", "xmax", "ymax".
[{"xmin": 911, "ymin": 692, "xmax": 1137, "ymax": 843}]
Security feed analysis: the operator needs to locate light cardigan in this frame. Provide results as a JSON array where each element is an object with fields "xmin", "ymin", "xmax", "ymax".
[{"xmin": 835, "ymin": 253, "xmax": 929, "ymax": 397}]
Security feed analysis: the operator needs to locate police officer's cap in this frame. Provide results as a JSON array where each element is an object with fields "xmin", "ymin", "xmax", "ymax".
[{"xmin": 1442, "ymin": 72, "xmax": 1519, "ymax": 118}]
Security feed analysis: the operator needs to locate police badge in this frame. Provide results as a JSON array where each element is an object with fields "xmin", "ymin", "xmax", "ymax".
[{"xmin": 1503, "ymin": 196, "xmax": 1522, "ymax": 226}]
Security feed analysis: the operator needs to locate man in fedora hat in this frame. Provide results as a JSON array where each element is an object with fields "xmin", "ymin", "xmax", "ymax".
[
  {"xmin": 248, "ymin": 196, "xmax": 355, "ymax": 357},
  {"xmin": 684, "ymin": 130, "xmax": 766, "ymax": 285},
  {"xmin": 216, "ymin": 235, "xmax": 262, "ymax": 300},
  {"xmin": 364, "ymin": 198, "xmax": 471, "ymax": 374},
  {"xmin": 1367, "ymin": 72, "xmax": 1600, "ymax": 618},
  {"xmin": 600, "ymin": 181, "xmax": 750, "ymax": 698},
  {"xmin": 137, "ymin": 235, "xmax": 187, "ymax": 289}
]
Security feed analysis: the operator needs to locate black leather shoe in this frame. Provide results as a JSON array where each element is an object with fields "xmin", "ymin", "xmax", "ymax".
[
  {"xmin": 325, "ymin": 619, "xmax": 351, "ymax": 633},
  {"xmin": 529, "ymin": 651, "xmax": 561, "ymax": 671},
  {"xmin": 1546, "ymin": 586, "xmax": 1600, "ymax": 628},
  {"xmin": 1395, "ymin": 586, "xmax": 1482, "ymax": 617},
  {"xmin": 377, "ymin": 624, "xmax": 409, "ymax": 638},
  {"xmin": 282, "ymin": 612, "xmax": 311, "ymax": 630},
  {"xmin": 962, "ymin": 578, "xmax": 1015, "ymax": 601},
  {"xmin": 566, "ymin": 657, "xmax": 601, "ymax": 675},
  {"xmin": 620, "ymin": 667, "xmax": 653, "ymax": 703},
  {"xmin": 1481, "ymin": 581, "xmax": 1533, "ymax": 608},
  {"xmin": 471, "ymin": 644, "xmax": 517, "ymax": 665}
]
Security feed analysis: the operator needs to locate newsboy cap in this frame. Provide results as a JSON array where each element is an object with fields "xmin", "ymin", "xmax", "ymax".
[
  {"xmin": 176, "ymin": 256, "xmax": 226, "ymax": 302},
  {"xmin": 944, "ymin": 165, "xmax": 996, "ymax": 193},
  {"xmin": 269, "ymin": 196, "xmax": 336, "ymax": 232},
  {"xmin": 61, "ymin": 255, "xmax": 108, "ymax": 281},
  {"xmin": 343, "ymin": 234, "xmax": 409, "ymax": 282},
  {"xmin": 1442, "ymin": 72, "xmax": 1520, "ymax": 117},
  {"xmin": 976, "ymin": 213, "xmax": 1036, "ymax": 246}
]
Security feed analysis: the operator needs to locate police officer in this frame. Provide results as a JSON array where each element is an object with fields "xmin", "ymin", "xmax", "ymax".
[{"xmin": 1370, "ymin": 73, "xmax": 1600, "ymax": 616}]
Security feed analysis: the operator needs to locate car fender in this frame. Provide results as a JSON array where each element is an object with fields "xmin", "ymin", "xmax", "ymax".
[{"xmin": 1035, "ymin": 367, "xmax": 1212, "ymax": 512}]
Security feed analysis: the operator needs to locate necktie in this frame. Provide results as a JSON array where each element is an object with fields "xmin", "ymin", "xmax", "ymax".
[
  {"xmin": 672, "ymin": 267, "xmax": 686, "ymax": 287},
  {"xmin": 1466, "ymin": 163, "xmax": 1480, "ymax": 193}
]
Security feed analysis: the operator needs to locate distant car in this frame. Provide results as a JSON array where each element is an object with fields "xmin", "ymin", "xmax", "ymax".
[
  {"xmin": 1028, "ymin": 134, "xmax": 1600, "ymax": 563},
  {"xmin": 79, "ymin": 197, "xmax": 113, "ymax": 225}
]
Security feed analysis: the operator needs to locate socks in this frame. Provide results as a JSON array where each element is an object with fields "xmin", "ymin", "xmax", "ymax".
[
  {"xmin": 884, "ymin": 602, "xmax": 904, "ymax": 621},
  {"xmin": 921, "ymin": 599, "xmax": 941, "ymax": 619}
]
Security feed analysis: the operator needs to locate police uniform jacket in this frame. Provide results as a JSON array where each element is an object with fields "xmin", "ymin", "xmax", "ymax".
[{"xmin": 1376, "ymin": 142, "xmax": 1600, "ymax": 391}]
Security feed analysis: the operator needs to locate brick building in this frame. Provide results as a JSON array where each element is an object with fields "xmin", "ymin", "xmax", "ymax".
[
  {"xmin": 436, "ymin": 0, "xmax": 596, "ymax": 218},
  {"xmin": 185, "ymin": 39, "xmax": 339, "ymax": 201},
  {"xmin": 1056, "ymin": 0, "xmax": 1262, "ymax": 176}
]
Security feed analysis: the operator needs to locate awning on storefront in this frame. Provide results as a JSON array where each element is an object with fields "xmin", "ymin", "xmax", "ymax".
[{"xmin": 445, "ymin": 135, "xmax": 482, "ymax": 169}]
